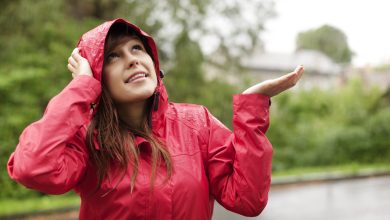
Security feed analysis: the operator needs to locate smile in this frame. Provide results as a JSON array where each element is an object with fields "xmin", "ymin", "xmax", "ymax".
[{"xmin": 126, "ymin": 72, "xmax": 149, "ymax": 83}]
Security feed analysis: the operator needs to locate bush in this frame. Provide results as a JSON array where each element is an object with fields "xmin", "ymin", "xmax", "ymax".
[{"xmin": 268, "ymin": 78, "xmax": 390, "ymax": 171}]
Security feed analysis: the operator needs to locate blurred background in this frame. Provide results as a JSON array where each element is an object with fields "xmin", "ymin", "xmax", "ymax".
[{"xmin": 0, "ymin": 0, "xmax": 389, "ymax": 219}]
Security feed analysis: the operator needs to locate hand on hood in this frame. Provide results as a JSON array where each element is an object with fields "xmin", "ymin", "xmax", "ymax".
[{"xmin": 67, "ymin": 48, "xmax": 93, "ymax": 78}]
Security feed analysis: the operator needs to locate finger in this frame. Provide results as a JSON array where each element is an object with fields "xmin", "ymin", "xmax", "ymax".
[
  {"xmin": 277, "ymin": 69, "xmax": 301, "ymax": 88},
  {"xmin": 278, "ymin": 70, "xmax": 296, "ymax": 83},
  {"xmin": 67, "ymin": 63, "xmax": 76, "ymax": 73},
  {"xmin": 68, "ymin": 56, "xmax": 77, "ymax": 67},
  {"xmin": 293, "ymin": 65, "xmax": 304, "ymax": 73},
  {"xmin": 67, "ymin": 61, "xmax": 76, "ymax": 70},
  {"xmin": 71, "ymin": 48, "xmax": 82, "ymax": 61},
  {"xmin": 293, "ymin": 65, "xmax": 305, "ymax": 82},
  {"xmin": 72, "ymin": 73, "xmax": 76, "ymax": 78},
  {"xmin": 295, "ymin": 65, "xmax": 304, "ymax": 76},
  {"xmin": 283, "ymin": 65, "xmax": 304, "ymax": 82}
]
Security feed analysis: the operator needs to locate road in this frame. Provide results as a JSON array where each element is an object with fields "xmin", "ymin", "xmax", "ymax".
[{"xmin": 213, "ymin": 175, "xmax": 390, "ymax": 220}]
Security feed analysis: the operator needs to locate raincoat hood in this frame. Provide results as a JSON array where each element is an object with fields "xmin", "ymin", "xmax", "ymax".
[{"xmin": 77, "ymin": 18, "xmax": 168, "ymax": 130}]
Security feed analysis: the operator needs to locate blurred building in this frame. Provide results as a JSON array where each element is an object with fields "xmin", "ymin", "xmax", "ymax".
[
  {"xmin": 205, "ymin": 49, "xmax": 390, "ymax": 92},
  {"xmin": 241, "ymin": 49, "xmax": 344, "ymax": 90},
  {"xmin": 345, "ymin": 67, "xmax": 390, "ymax": 92},
  {"xmin": 205, "ymin": 49, "xmax": 344, "ymax": 90}
]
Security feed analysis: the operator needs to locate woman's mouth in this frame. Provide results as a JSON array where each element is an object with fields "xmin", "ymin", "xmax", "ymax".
[{"xmin": 126, "ymin": 72, "xmax": 148, "ymax": 83}]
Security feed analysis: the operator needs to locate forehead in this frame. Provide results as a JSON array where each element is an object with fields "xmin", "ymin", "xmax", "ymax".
[
  {"xmin": 105, "ymin": 34, "xmax": 144, "ymax": 55},
  {"xmin": 111, "ymin": 36, "xmax": 143, "ymax": 50}
]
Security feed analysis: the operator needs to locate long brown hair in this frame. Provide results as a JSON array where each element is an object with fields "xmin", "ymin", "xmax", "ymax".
[{"xmin": 86, "ymin": 23, "xmax": 172, "ymax": 193}]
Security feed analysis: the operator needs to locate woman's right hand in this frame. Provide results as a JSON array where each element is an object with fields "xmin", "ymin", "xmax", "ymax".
[{"xmin": 67, "ymin": 48, "xmax": 93, "ymax": 78}]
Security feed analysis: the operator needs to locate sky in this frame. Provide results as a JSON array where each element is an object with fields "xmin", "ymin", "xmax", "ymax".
[{"xmin": 262, "ymin": 0, "xmax": 390, "ymax": 67}]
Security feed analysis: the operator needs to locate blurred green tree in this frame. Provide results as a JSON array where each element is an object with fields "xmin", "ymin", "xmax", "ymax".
[{"xmin": 296, "ymin": 25, "xmax": 354, "ymax": 64}]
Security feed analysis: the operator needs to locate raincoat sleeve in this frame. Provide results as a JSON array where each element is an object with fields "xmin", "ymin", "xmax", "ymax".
[
  {"xmin": 206, "ymin": 93, "xmax": 273, "ymax": 217},
  {"xmin": 7, "ymin": 76, "xmax": 101, "ymax": 194}
]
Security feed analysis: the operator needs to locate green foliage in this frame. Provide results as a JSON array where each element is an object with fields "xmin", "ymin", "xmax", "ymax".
[
  {"xmin": 269, "ymin": 79, "xmax": 390, "ymax": 171},
  {"xmin": 0, "ymin": 0, "xmax": 101, "ymax": 199},
  {"xmin": 296, "ymin": 25, "xmax": 354, "ymax": 64},
  {"xmin": 0, "ymin": 192, "xmax": 79, "ymax": 216},
  {"xmin": 164, "ymin": 30, "xmax": 236, "ymax": 128},
  {"xmin": 165, "ymin": 31, "xmax": 206, "ymax": 101}
]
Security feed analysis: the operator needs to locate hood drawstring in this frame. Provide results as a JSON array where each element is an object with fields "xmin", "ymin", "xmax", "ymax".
[{"xmin": 148, "ymin": 91, "xmax": 160, "ymax": 128}]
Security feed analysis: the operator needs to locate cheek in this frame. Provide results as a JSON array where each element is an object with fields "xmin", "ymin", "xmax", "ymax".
[
  {"xmin": 103, "ymin": 69, "xmax": 121, "ymax": 93},
  {"xmin": 104, "ymin": 65, "xmax": 122, "ymax": 82},
  {"xmin": 146, "ymin": 59, "xmax": 158, "ymax": 84},
  {"xmin": 150, "ymin": 71, "xmax": 158, "ymax": 88}
]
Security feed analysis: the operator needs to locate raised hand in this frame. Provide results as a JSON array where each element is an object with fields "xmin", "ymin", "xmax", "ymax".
[
  {"xmin": 242, "ymin": 65, "xmax": 304, "ymax": 97},
  {"xmin": 67, "ymin": 48, "xmax": 93, "ymax": 78}
]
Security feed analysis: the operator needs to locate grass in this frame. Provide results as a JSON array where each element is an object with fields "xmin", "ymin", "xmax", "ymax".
[
  {"xmin": 0, "ymin": 192, "xmax": 79, "ymax": 217},
  {"xmin": 272, "ymin": 163, "xmax": 390, "ymax": 177}
]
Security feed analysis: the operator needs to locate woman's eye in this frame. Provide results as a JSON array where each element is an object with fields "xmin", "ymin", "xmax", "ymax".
[
  {"xmin": 106, "ymin": 53, "xmax": 119, "ymax": 61},
  {"xmin": 132, "ymin": 44, "xmax": 144, "ymax": 51}
]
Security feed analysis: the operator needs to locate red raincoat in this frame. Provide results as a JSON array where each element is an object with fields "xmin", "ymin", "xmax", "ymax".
[{"xmin": 7, "ymin": 19, "xmax": 273, "ymax": 220}]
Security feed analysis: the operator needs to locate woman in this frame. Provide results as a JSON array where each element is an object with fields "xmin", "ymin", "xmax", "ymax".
[{"xmin": 7, "ymin": 18, "xmax": 304, "ymax": 219}]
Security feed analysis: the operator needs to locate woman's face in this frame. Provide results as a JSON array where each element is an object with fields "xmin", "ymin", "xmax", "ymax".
[{"xmin": 103, "ymin": 35, "xmax": 157, "ymax": 104}]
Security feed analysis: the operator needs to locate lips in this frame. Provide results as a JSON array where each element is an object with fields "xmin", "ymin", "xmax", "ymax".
[{"xmin": 126, "ymin": 72, "xmax": 149, "ymax": 83}]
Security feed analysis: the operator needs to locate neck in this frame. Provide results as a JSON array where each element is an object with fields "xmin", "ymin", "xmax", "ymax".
[{"xmin": 116, "ymin": 100, "xmax": 148, "ymax": 130}]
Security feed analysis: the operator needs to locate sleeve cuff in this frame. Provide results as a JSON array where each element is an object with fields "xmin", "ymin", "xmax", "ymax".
[{"xmin": 233, "ymin": 93, "xmax": 271, "ymax": 109}]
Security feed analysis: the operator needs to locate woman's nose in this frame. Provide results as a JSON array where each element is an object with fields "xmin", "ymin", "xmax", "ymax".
[{"xmin": 125, "ymin": 53, "xmax": 139, "ymax": 68}]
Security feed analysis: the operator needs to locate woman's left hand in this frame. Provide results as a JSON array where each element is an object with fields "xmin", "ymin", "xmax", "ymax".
[{"xmin": 242, "ymin": 65, "xmax": 304, "ymax": 97}]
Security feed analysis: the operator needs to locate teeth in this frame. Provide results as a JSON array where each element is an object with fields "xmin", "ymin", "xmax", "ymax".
[{"xmin": 127, "ymin": 73, "xmax": 146, "ymax": 83}]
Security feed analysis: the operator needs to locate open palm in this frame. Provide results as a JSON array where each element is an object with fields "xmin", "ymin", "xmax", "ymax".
[{"xmin": 243, "ymin": 65, "xmax": 304, "ymax": 97}]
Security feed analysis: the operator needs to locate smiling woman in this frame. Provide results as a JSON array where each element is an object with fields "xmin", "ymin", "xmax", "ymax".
[{"xmin": 7, "ymin": 18, "xmax": 303, "ymax": 220}]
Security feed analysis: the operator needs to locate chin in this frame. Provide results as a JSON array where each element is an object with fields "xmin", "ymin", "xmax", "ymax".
[{"xmin": 132, "ymin": 89, "xmax": 156, "ymax": 102}]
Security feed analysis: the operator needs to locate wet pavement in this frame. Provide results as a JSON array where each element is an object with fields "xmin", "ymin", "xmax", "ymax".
[{"xmin": 213, "ymin": 175, "xmax": 390, "ymax": 220}]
